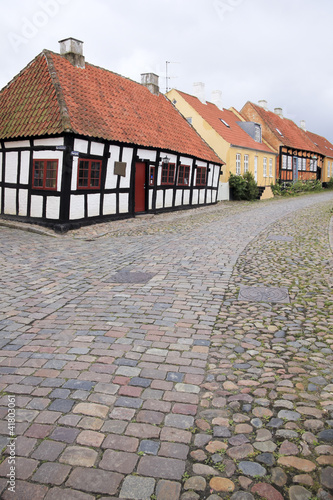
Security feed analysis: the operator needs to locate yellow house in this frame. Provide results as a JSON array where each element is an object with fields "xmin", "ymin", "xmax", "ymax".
[{"xmin": 167, "ymin": 87, "xmax": 277, "ymax": 200}]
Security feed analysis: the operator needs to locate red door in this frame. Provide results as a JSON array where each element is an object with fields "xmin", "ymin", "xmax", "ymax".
[{"xmin": 135, "ymin": 162, "xmax": 146, "ymax": 213}]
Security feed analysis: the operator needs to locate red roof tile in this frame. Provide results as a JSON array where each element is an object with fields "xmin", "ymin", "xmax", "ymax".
[
  {"xmin": 305, "ymin": 130, "xmax": 333, "ymax": 158},
  {"xmin": 0, "ymin": 51, "xmax": 221, "ymax": 165},
  {"xmin": 175, "ymin": 91, "xmax": 274, "ymax": 153},
  {"xmin": 244, "ymin": 102, "xmax": 321, "ymax": 154}
]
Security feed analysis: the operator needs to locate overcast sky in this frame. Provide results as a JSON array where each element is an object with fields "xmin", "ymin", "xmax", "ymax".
[{"xmin": 1, "ymin": 0, "xmax": 332, "ymax": 142}]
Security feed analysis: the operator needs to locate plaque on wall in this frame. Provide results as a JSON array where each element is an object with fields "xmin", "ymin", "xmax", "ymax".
[{"xmin": 114, "ymin": 161, "xmax": 127, "ymax": 176}]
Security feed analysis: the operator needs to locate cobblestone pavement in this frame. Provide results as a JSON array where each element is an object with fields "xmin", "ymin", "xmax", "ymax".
[{"xmin": 0, "ymin": 193, "xmax": 332, "ymax": 500}]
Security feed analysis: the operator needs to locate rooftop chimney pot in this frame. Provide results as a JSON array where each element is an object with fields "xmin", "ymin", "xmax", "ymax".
[
  {"xmin": 141, "ymin": 73, "xmax": 159, "ymax": 96},
  {"xmin": 59, "ymin": 37, "xmax": 85, "ymax": 68},
  {"xmin": 274, "ymin": 107, "xmax": 283, "ymax": 118},
  {"xmin": 211, "ymin": 90, "xmax": 223, "ymax": 110},
  {"xmin": 300, "ymin": 120, "xmax": 306, "ymax": 131},
  {"xmin": 193, "ymin": 82, "xmax": 206, "ymax": 104},
  {"xmin": 258, "ymin": 99, "xmax": 268, "ymax": 110}
]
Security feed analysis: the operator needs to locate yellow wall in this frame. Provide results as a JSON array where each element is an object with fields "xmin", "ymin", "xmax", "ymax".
[
  {"xmin": 166, "ymin": 89, "xmax": 276, "ymax": 185},
  {"xmin": 323, "ymin": 157, "xmax": 333, "ymax": 182}
]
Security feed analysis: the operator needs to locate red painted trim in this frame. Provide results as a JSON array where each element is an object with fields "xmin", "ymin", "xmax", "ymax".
[
  {"xmin": 77, "ymin": 158, "xmax": 102, "ymax": 190},
  {"xmin": 196, "ymin": 166, "xmax": 207, "ymax": 186},
  {"xmin": 161, "ymin": 163, "xmax": 175, "ymax": 185},
  {"xmin": 32, "ymin": 159, "xmax": 58, "ymax": 190},
  {"xmin": 177, "ymin": 165, "xmax": 190, "ymax": 186}
]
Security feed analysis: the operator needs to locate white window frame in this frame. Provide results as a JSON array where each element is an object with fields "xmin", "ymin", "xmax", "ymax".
[
  {"xmin": 236, "ymin": 154, "xmax": 241, "ymax": 175},
  {"xmin": 287, "ymin": 156, "xmax": 292, "ymax": 170},
  {"xmin": 269, "ymin": 158, "xmax": 273, "ymax": 177},
  {"xmin": 263, "ymin": 157, "xmax": 267, "ymax": 177},
  {"xmin": 282, "ymin": 155, "xmax": 287, "ymax": 170},
  {"xmin": 244, "ymin": 155, "xmax": 249, "ymax": 173},
  {"xmin": 328, "ymin": 161, "xmax": 331, "ymax": 178}
]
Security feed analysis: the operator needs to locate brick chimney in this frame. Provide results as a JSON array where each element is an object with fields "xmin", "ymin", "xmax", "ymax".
[
  {"xmin": 59, "ymin": 37, "xmax": 85, "ymax": 68},
  {"xmin": 141, "ymin": 73, "xmax": 159, "ymax": 95},
  {"xmin": 274, "ymin": 107, "xmax": 283, "ymax": 118},
  {"xmin": 193, "ymin": 82, "xmax": 206, "ymax": 104},
  {"xmin": 258, "ymin": 99, "xmax": 268, "ymax": 110},
  {"xmin": 211, "ymin": 90, "xmax": 222, "ymax": 110}
]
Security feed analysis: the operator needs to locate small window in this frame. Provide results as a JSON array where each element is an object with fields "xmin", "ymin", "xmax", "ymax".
[
  {"xmin": 263, "ymin": 157, "xmax": 267, "ymax": 177},
  {"xmin": 149, "ymin": 166, "xmax": 155, "ymax": 186},
  {"xmin": 196, "ymin": 167, "xmax": 207, "ymax": 186},
  {"xmin": 244, "ymin": 155, "xmax": 249, "ymax": 173},
  {"xmin": 178, "ymin": 165, "xmax": 190, "ymax": 186},
  {"xmin": 220, "ymin": 119, "xmax": 230, "ymax": 128},
  {"xmin": 276, "ymin": 128, "xmax": 283, "ymax": 136},
  {"xmin": 33, "ymin": 160, "xmax": 58, "ymax": 190},
  {"xmin": 282, "ymin": 155, "xmax": 287, "ymax": 170},
  {"xmin": 161, "ymin": 163, "xmax": 175, "ymax": 185},
  {"xmin": 78, "ymin": 159, "xmax": 101, "ymax": 189},
  {"xmin": 186, "ymin": 117, "xmax": 192, "ymax": 125},
  {"xmin": 269, "ymin": 158, "xmax": 273, "ymax": 177},
  {"xmin": 254, "ymin": 124, "xmax": 261, "ymax": 142},
  {"xmin": 236, "ymin": 154, "xmax": 241, "ymax": 175},
  {"xmin": 287, "ymin": 157, "xmax": 292, "ymax": 170}
]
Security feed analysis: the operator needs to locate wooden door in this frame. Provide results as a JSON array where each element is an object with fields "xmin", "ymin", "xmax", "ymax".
[{"xmin": 135, "ymin": 162, "xmax": 146, "ymax": 213}]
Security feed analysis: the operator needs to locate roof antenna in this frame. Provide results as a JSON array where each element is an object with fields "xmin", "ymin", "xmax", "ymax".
[{"xmin": 165, "ymin": 61, "xmax": 180, "ymax": 93}]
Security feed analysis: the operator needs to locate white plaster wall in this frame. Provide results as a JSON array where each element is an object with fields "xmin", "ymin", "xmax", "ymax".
[
  {"xmin": 192, "ymin": 189, "xmax": 199, "ymax": 205},
  {"xmin": 70, "ymin": 195, "xmax": 85, "ymax": 220},
  {"xmin": 206, "ymin": 190, "xmax": 212, "ymax": 204},
  {"xmin": 0, "ymin": 153, "xmax": 2, "ymax": 182},
  {"xmin": 119, "ymin": 148, "xmax": 133, "ymax": 189},
  {"xmin": 103, "ymin": 193, "xmax": 117, "ymax": 215},
  {"xmin": 46, "ymin": 197, "xmax": 60, "ymax": 219},
  {"xmin": 156, "ymin": 191, "xmax": 164, "ymax": 209},
  {"xmin": 74, "ymin": 139, "xmax": 88, "ymax": 154},
  {"xmin": 34, "ymin": 137, "xmax": 64, "ymax": 147},
  {"xmin": 33, "ymin": 151, "xmax": 63, "ymax": 192},
  {"xmin": 217, "ymin": 182, "xmax": 230, "ymax": 201},
  {"xmin": 5, "ymin": 152, "xmax": 18, "ymax": 184},
  {"xmin": 149, "ymin": 190, "xmax": 153, "ymax": 210},
  {"xmin": 119, "ymin": 193, "xmax": 129, "ymax": 213},
  {"xmin": 213, "ymin": 165, "xmax": 220, "ymax": 187},
  {"xmin": 71, "ymin": 157, "xmax": 78, "ymax": 191},
  {"xmin": 164, "ymin": 189, "xmax": 173, "ymax": 208},
  {"xmin": 20, "ymin": 151, "xmax": 30, "ymax": 185},
  {"xmin": 4, "ymin": 140, "xmax": 30, "ymax": 149},
  {"xmin": 196, "ymin": 160, "xmax": 206, "ymax": 167},
  {"xmin": 88, "ymin": 193, "xmax": 100, "ymax": 217},
  {"xmin": 105, "ymin": 146, "xmax": 120, "ymax": 190},
  {"xmin": 137, "ymin": 149, "xmax": 157, "ymax": 162},
  {"xmin": 183, "ymin": 190, "xmax": 190, "ymax": 205},
  {"xmin": 199, "ymin": 190, "xmax": 205, "ymax": 204},
  {"xmin": 207, "ymin": 165, "xmax": 213, "ymax": 186},
  {"xmin": 4, "ymin": 188, "xmax": 16, "ymax": 214},
  {"xmin": 90, "ymin": 142, "xmax": 104, "ymax": 156},
  {"xmin": 19, "ymin": 190, "xmax": 28, "ymax": 216},
  {"xmin": 30, "ymin": 195, "xmax": 43, "ymax": 218},
  {"xmin": 175, "ymin": 190, "xmax": 182, "ymax": 206}
]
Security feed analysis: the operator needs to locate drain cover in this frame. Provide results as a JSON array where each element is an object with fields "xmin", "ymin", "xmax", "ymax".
[
  {"xmin": 238, "ymin": 285, "xmax": 290, "ymax": 303},
  {"xmin": 267, "ymin": 234, "xmax": 294, "ymax": 242},
  {"xmin": 106, "ymin": 271, "xmax": 156, "ymax": 283}
]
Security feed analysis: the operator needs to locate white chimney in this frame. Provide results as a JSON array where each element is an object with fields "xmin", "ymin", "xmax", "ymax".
[
  {"xmin": 258, "ymin": 99, "xmax": 268, "ymax": 110},
  {"xmin": 141, "ymin": 73, "xmax": 159, "ymax": 96},
  {"xmin": 211, "ymin": 90, "xmax": 223, "ymax": 110},
  {"xmin": 193, "ymin": 82, "xmax": 206, "ymax": 104},
  {"xmin": 274, "ymin": 107, "xmax": 283, "ymax": 118},
  {"xmin": 300, "ymin": 120, "xmax": 306, "ymax": 131},
  {"xmin": 59, "ymin": 37, "xmax": 85, "ymax": 68}
]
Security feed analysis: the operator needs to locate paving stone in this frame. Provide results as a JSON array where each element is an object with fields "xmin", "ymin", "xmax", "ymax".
[
  {"xmin": 137, "ymin": 456, "xmax": 185, "ymax": 480},
  {"xmin": 209, "ymin": 477, "xmax": 235, "ymax": 492},
  {"xmin": 60, "ymin": 446, "xmax": 98, "ymax": 466},
  {"xmin": 114, "ymin": 396, "xmax": 143, "ymax": 408},
  {"xmin": 165, "ymin": 414, "xmax": 194, "ymax": 429},
  {"xmin": 288, "ymin": 485, "xmax": 312, "ymax": 500},
  {"xmin": 48, "ymin": 399, "xmax": 74, "ymax": 412},
  {"xmin": 66, "ymin": 467, "xmax": 123, "ymax": 495},
  {"xmin": 158, "ymin": 442, "xmax": 189, "ymax": 460},
  {"xmin": 99, "ymin": 449, "xmax": 138, "ymax": 473},
  {"xmin": 73, "ymin": 402, "xmax": 109, "ymax": 418},
  {"xmin": 320, "ymin": 467, "xmax": 333, "ymax": 489},
  {"xmin": 32, "ymin": 462, "xmax": 71, "ymax": 484},
  {"xmin": 45, "ymin": 488, "xmax": 95, "ymax": 500},
  {"xmin": 230, "ymin": 493, "xmax": 255, "ymax": 500},
  {"xmin": 102, "ymin": 433, "xmax": 139, "ymax": 452},
  {"xmin": 238, "ymin": 461, "xmax": 267, "ymax": 477},
  {"xmin": 192, "ymin": 463, "xmax": 220, "ymax": 476},
  {"xmin": 49, "ymin": 426, "xmax": 80, "ymax": 443},
  {"xmin": 119, "ymin": 475, "xmax": 156, "ymax": 499},
  {"xmin": 184, "ymin": 476, "xmax": 206, "ymax": 491},
  {"xmin": 156, "ymin": 479, "xmax": 181, "ymax": 500},
  {"xmin": 277, "ymin": 456, "xmax": 316, "ymax": 472},
  {"xmin": 32, "ymin": 440, "xmax": 66, "ymax": 461},
  {"xmin": 139, "ymin": 439, "xmax": 160, "ymax": 455},
  {"xmin": 251, "ymin": 483, "xmax": 284, "ymax": 500},
  {"xmin": 0, "ymin": 456, "xmax": 38, "ymax": 480},
  {"xmin": 1, "ymin": 480, "xmax": 48, "ymax": 500}
]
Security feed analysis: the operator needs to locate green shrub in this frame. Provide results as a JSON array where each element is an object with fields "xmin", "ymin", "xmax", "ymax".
[
  {"xmin": 325, "ymin": 178, "xmax": 333, "ymax": 190},
  {"xmin": 229, "ymin": 172, "xmax": 258, "ymax": 201}
]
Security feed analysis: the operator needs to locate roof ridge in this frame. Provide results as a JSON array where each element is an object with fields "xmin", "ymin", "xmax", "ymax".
[{"xmin": 43, "ymin": 50, "xmax": 72, "ymax": 133}]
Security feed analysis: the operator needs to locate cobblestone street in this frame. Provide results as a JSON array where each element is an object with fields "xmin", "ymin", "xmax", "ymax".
[{"xmin": 0, "ymin": 192, "xmax": 333, "ymax": 500}]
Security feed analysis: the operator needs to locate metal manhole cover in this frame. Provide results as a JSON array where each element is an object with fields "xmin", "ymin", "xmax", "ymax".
[
  {"xmin": 238, "ymin": 285, "xmax": 290, "ymax": 303},
  {"xmin": 106, "ymin": 271, "xmax": 156, "ymax": 283},
  {"xmin": 267, "ymin": 234, "xmax": 294, "ymax": 242}
]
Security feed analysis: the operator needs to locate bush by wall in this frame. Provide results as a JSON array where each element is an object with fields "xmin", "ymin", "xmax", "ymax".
[{"xmin": 229, "ymin": 172, "xmax": 259, "ymax": 201}]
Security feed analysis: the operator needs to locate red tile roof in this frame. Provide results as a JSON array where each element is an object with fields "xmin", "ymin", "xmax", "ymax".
[
  {"xmin": 243, "ymin": 102, "xmax": 321, "ymax": 154},
  {"xmin": 0, "ymin": 51, "xmax": 221, "ymax": 164},
  {"xmin": 174, "ymin": 91, "xmax": 274, "ymax": 154},
  {"xmin": 305, "ymin": 130, "xmax": 333, "ymax": 158}
]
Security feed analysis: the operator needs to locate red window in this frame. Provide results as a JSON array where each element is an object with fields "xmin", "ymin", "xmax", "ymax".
[
  {"xmin": 161, "ymin": 163, "xmax": 175, "ymax": 185},
  {"xmin": 149, "ymin": 166, "xmax": 155, "ymax": 186},
  {"xmin": 32, "ymin": 160, "xmax": 58, "ymax": 190},
  {"xmin": 78, "ymin": 159, "xmax": 101, "ymax": 189},
  {"xmin": 177, "ymin": 165, "xmax": 190, "ymax": 186},
  {"xmin": 196, "ymin": 167, "xmax": 207, "ymax": 186}
]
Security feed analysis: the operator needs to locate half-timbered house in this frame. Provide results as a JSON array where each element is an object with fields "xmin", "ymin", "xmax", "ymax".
[
  {"xmin": 304, "ymin": 128, "xmax": 333, "ymax": 184},
  {"xmin": 0, "ymin": 38, "xmax": 222, "ymax": 232},
  {"xmin": 241, "ymin": 101, "xmax": 324, "ymax": 185}
]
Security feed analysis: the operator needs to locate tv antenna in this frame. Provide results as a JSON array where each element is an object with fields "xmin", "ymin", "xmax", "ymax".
[{"xmin": 165, "ymin": 61, "xmax": 180, "ymax": 93}]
